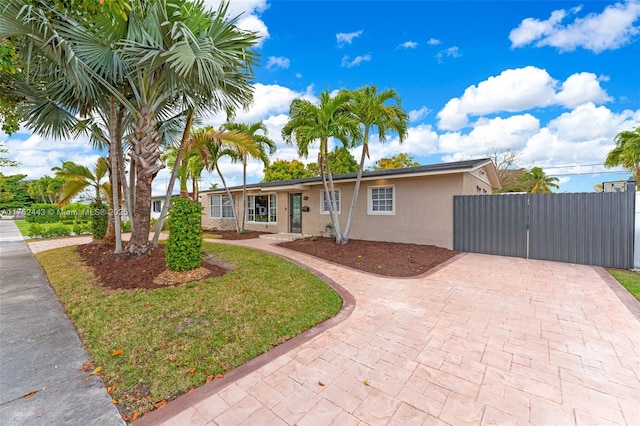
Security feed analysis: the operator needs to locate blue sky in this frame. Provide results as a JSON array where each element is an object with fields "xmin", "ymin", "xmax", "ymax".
[{"xmin": 1, "ymin": 0, "xmax": 639, "ymax": 195}]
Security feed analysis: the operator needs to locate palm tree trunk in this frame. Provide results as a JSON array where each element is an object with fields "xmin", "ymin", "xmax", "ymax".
[
  {"xmin": 320, "ymin": 146, "xmax": 344, "ymax": 243},
  {"xmin": 127, "ymin": 107, "xmax": 163, "ymax": 255},
  {"xmin": 107, "ymin": 96, "xmax": 122, "ymax": 253},
  {"xmin": 241, "ymin": 158, "xmax": 247, "ymax": 232},
  {"xmin": 217, "ymin": 164, "xmax": 240, "ymax": 232},
  {"xmin": 343, "ymin": 129, "xmax": 369, "ymax": 243}
]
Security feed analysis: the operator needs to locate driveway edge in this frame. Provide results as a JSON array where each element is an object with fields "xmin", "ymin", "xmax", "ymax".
[{"xmin": 595, "ymin": 266, "xmax": 640, "ymax": 321}]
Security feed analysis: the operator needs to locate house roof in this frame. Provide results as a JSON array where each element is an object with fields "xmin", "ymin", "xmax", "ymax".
[{"xmin": 201, "ymin": 158, "xmax": 500, "ymax": 194}]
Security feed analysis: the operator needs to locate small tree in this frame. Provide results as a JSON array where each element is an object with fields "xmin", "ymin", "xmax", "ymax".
[
  {"xmin": 370, "ymin": 153, "xmax": 419, "ymax": 170},
  {"xmin": 604, "ymin": 126, "xmax": 640, "ymax": 178},
  {"xmin": 263, "ymin": 159, "xmax": 313, "ymax": 182},
  {"xmin": 166, "ymin": 198, "xmax": 203, "ymax": 272}
]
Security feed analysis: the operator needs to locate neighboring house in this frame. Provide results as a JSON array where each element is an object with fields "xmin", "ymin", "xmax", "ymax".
[
  {"xmin": 150, "ymin": 196, "xmax": 165, "ymax": 220},
  {"xmin": 200, "ymin": 158, "xmax": 500, "ymax": 249}
]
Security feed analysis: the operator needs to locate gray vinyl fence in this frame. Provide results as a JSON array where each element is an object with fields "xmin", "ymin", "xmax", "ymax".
[{"xmin": 453, "ymin": 180, "xmax": 636, "ymax": 269}]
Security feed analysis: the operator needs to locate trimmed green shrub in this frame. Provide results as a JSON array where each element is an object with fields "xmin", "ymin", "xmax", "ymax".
[
  {"xmin": 61, "ymin": 203, "xmax": 92, "ymax": 222},
  {"xmin": 45, "ymin": 224, "xmax": 71, "ymax": 238},
  {"xmin": 166, "ymin": 198, "xmax": 203, "ymax": 272},
  {"xmin": 26, "ymin": 203, "xmax": 60, "ymax": 223},
  {"xmin": 121, "ymin": 220, "xmax": 132, "ymax": 233},
  {"xmin": 27, "ymin": 223, "xmax": 45, "ymax": 238},
  {"xmin": 91, "ymin": 202, "xmax": 108, "ymax": 240},
  {"xmin": 72, "ymin": 222, "xmax": 92, "ymax": 236}
]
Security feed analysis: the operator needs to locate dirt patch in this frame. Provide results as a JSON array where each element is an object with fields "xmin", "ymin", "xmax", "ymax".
[
  {"xmin": 203, "ymin": 230, "xmax": 269, "ymax": 240},
  {"xmin": 279, "ymin": 237, "xmax": 458, "ymax": 277},
  {"xmin": 76, "ymin": 243, "xmax": 227, "ymax": 290}
]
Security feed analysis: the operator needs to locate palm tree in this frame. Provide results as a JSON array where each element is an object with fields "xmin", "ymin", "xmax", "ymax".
[
  {"xmin": 342, "ymin": 85, "xmax": 408, "ymax": 242},
  {"xmin": 604, "ymin": 126, "xmax": 640, "ymax": 179},
  {"xmin": 282, "ymin": 90, "xmax": 361, "ymax": 244},
  {"xmin": 193, "ymin": 126, "xmax": 260, "ymax": 232},
  {"xmin": 520, "ymin": 167, "xmax": 559, "ymax": 193},
  {"xmin": 222, "ymin": 121, "xmax": 276, "ymax": 232},
  {"xmin": 53, "ymin": 158, "xmax": 110, "ymax": 205},
  {"xmin": 1, "ymin": 0, "xmax": 259, "ymax": 256}
]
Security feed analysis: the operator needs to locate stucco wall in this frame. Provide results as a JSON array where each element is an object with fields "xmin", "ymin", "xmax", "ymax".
[{"xmin": 201, "ymin": 170, "xmax": 489, "ymax": 249}]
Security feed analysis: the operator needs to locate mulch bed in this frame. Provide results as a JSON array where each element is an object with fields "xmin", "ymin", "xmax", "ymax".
[
  {"xmin": 76, "ymin": 243, "xmax": 227, "ymax": 290},
  {"xmin": 202, "ymin": 230, "xmax": 269, "ymax": 240},
  {"xmin": 279, "ymin": 237, "xmax": 459, "ymax": 277}
]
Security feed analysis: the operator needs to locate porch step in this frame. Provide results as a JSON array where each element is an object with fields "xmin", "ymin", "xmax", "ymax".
[{"xmin": 259, "ymin": 233, "xmax": 308, "ymax": 242}]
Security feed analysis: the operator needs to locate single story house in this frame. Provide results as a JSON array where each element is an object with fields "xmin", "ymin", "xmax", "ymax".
[{"xmin": 200, "ymin": 158, "xmax": 500, "ymax": 249}]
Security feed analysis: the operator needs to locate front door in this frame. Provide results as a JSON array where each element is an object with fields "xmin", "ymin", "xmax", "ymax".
[{"xmin": 289, "ymin": 193, "xmax": 302, "ymax": 233}]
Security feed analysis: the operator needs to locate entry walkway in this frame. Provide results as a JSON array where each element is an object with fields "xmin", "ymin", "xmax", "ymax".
[
  {"xmin": 0, "ymin": 220, "xmax": 124, "ymax": 425},
  {"xmin": 138, "ymin": 237, "xmax": 640, "ymax": 425}
]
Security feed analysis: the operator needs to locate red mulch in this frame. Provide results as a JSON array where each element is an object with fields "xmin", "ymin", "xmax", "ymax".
[
  {"xmin": 202, "ymin": 230, "xmax": 269, "ymax": 240},
  {"xmin": 76, "ymin": 242, "xmax": 227, "ymax": 290},
  {"xmin": 279, "ymin": 237, "xmax": 459, "ymax": 277}
]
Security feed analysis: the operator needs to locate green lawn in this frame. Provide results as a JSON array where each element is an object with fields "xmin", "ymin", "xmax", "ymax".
[
  {"xmin": 36, "ymin": 242, "xmax": 342, "ymax": 419},
  {"xmin": 608, "ymin": 269, "xmax": 640, "ymax": 302}
]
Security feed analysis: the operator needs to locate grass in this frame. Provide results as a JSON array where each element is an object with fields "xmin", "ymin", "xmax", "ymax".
[
  {"xmin": 608, "ymin": 269, "xmax": 640, "ymax": 302},
  {"xmin": 36, "ymin": 241, "xmax": 342, "ymax": 419}
]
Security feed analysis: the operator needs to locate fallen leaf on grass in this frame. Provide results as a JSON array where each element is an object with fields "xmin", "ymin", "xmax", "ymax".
[
  {"xmin": 112, "ymin": 349, "xmax": 123, "ymax": 356},
  {"xmin": 154, "ymin": 400, "xmax": 167, "ymax": 409},
  {"xmin": 112, "ymin": 399, "xmax": 118, "ymax": 404},
  {"xmin": 79, "ymin": 362, "xmax": 94, "ymax": 372},
  {"xmin": 90, "ymin": 366, "xmax": 103, "ymax": 375},
  {"xmin": 130, "ymin": 411, "xmax": 139, "ymax": 421},
  {"xmin": 186, "ymin": 368, "xmax": 197, "ymax": 375},
  {"xmin": 215, "ymin": 374, "xmax": 224, "ymax": 379},
  {"xmin": 157, "ymin": 343, "xmax": 169, "ymax": 350},
  {"xmin": 23, "ymin": 391, "xmax": 37, "ymax": 399}
]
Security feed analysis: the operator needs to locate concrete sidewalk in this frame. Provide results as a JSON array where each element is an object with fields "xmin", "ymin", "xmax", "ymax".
[{"xmin": 0, "ymin": 220, "xmax": 124, "ymax": 425}]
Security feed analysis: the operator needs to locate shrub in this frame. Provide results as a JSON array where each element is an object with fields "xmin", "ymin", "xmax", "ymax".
[
  {"xmin": 27, "ymin": 223, "xmax": 45, "ymax": 238},
  {"xmin": 26, "ymin": 203, "xmax": 60, "ymax": 223},
  {"xmin": 166, "ymin": 198, "xmax": 203, "ymax": 271},
  {"xmin": 91, "ymin": 202, "xmax": 108, "ymax": 240},
  {"xmin": 61, "ymin": 203, "xmax": 92, "ymax": 222},
  {"xmin": 45, "ymin": 224, "xmax": 71, "ymax": 238},
  {"xmin": 72, "ymin": 222, "xmax": 92, "ymax": 236},
  {"xmin": 121, "ymin": 220, "xmax": 132, "ymax": 233}
]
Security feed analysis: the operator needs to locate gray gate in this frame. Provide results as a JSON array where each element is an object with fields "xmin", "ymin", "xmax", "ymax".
[{"xmin": 454, "ymin": 180, "xmax": 635, "ymax": 269}]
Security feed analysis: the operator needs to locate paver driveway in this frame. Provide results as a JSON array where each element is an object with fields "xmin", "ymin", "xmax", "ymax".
[{"xmin": 38, "ymin": 237, "xmax": 640, "ymax": 426}]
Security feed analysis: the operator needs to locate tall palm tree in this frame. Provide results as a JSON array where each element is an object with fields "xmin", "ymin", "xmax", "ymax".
[
  {"xmin": 342, "ymin": 85, "xmax": 408, "ymax": 242},
  {"xmin": 53, "ymin": 158, "xmax": 110, "ymax": 205},
  {"xmin": 282, "ymin": 90, "xmax": 361, "ymax": 244},
  {"xmin": 520, "ymin": 167, "xmax": 559, "ymax": 193},
  {"xmin": 604, "ymin": 126, "xmax": 640, "ymax": 179},
  {"xmin": 222, "ymin": 121, "xmax": 276, "ymax": 232},
  {"xmin": 1, "ymin": 0, "xmax": 258, "ymax": 256},
  {"xmin": 193, "ymin": 126, "xmax": 260, "ymax": 232}
]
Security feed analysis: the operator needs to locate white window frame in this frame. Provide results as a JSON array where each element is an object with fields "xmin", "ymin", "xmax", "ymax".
[
  {"xmin": 320, "ymin": 189, "xmax": 341, "ymax": 215},
  {"xmin": 247, "ymin": 193, "xmax": 277, "ymax": 223},
  {"xmin": 210, "ymin": 194, "xmax": 235, "ymax": 218},
  {"xmin": 152, "ymin": 200, "xmax": 162, "ymax": 213},
  {"xmin": 368, "ymin": 185, "xmax": 395, "ymax": 215}
]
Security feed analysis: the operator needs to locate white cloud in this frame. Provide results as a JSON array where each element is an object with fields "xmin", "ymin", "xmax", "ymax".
[
  {"xmin": 265, "ymin": 56, "xmax": 290, "ymax": 70},
  {"xmin": 341, "ymin": 54, "xmax": 372, "ymax": 68},
  {"xmin": 295, "ymin": 72, "xmax": 302, "ymax": 78},
  {"xmin": 435, "ymin": 46, "xmax": 462, "ymax": 63},
  {"xmin": 409, "ymin": 106, "xmax": 430, "ymax": 122},
  {"xmin": 202, "ymin": 83, "xmax": 316, "ymax": 127},
  {"xmin": 397, "ymin": 41, "xmax": 418, "ymax": 49},
  {"xmin": 360, "ymin": 124, "xmax": 440, "ymax": 167},
  {"xmin": 510, "ymin": 1, "xmax": 640, "ymax": 53},
  {"xmin": 436, "ymin": 66, "xmax": 612, "ymax": 131},
  {"xmin": 336, "ymin": 30, "xmax": 363, "ymax": 47},
  {"xmin": 427, "ymin": 38, "xmax": 441, "ymax": 45}
]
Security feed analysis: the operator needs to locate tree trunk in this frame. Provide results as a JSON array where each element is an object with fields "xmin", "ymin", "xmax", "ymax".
[
  {"xmin": 319, "ymin": 144, "xmax": 344, "ymax": 243},
  {"xmin": 217, "ymin": 164, "xmax": 240, "ymax": 232},
  {"xmin": 240, "ymin": 158, "xmax": 247, "ymax": 232},
  {"xmin": 107, "ymin": 97, "xmax": 122, "ymax": 253},
  {"xmin": 343, "ymin": 128, "xmax": 370, "ymax": 242},
  {"xmin": 127, "ymin": 106, "xmax": 163, "ymax": 256}
]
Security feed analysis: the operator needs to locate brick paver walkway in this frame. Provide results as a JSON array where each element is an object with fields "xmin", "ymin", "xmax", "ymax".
[{"xmin": 136, "ymin": 238, "xmax": 640, "ymax": 426}]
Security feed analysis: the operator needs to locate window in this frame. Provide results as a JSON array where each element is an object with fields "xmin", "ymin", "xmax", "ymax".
[
  {"xmin": 210, "ymin": 194, "xmax": 235, "ymax": 218},
  {"xmin": 320, "ymin": 190, "xmax": 341, "ymax": 214},
  {"xmin": 152, "ymin": 200, "xmax": 162, "ymax": 213},
  {"xmin": 368, "ymin": 186, "xmax": 395, "ymax": 215},
  {"xmin": 247, "ymin": 194, "xmax": 277, "ymax": 223}
]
